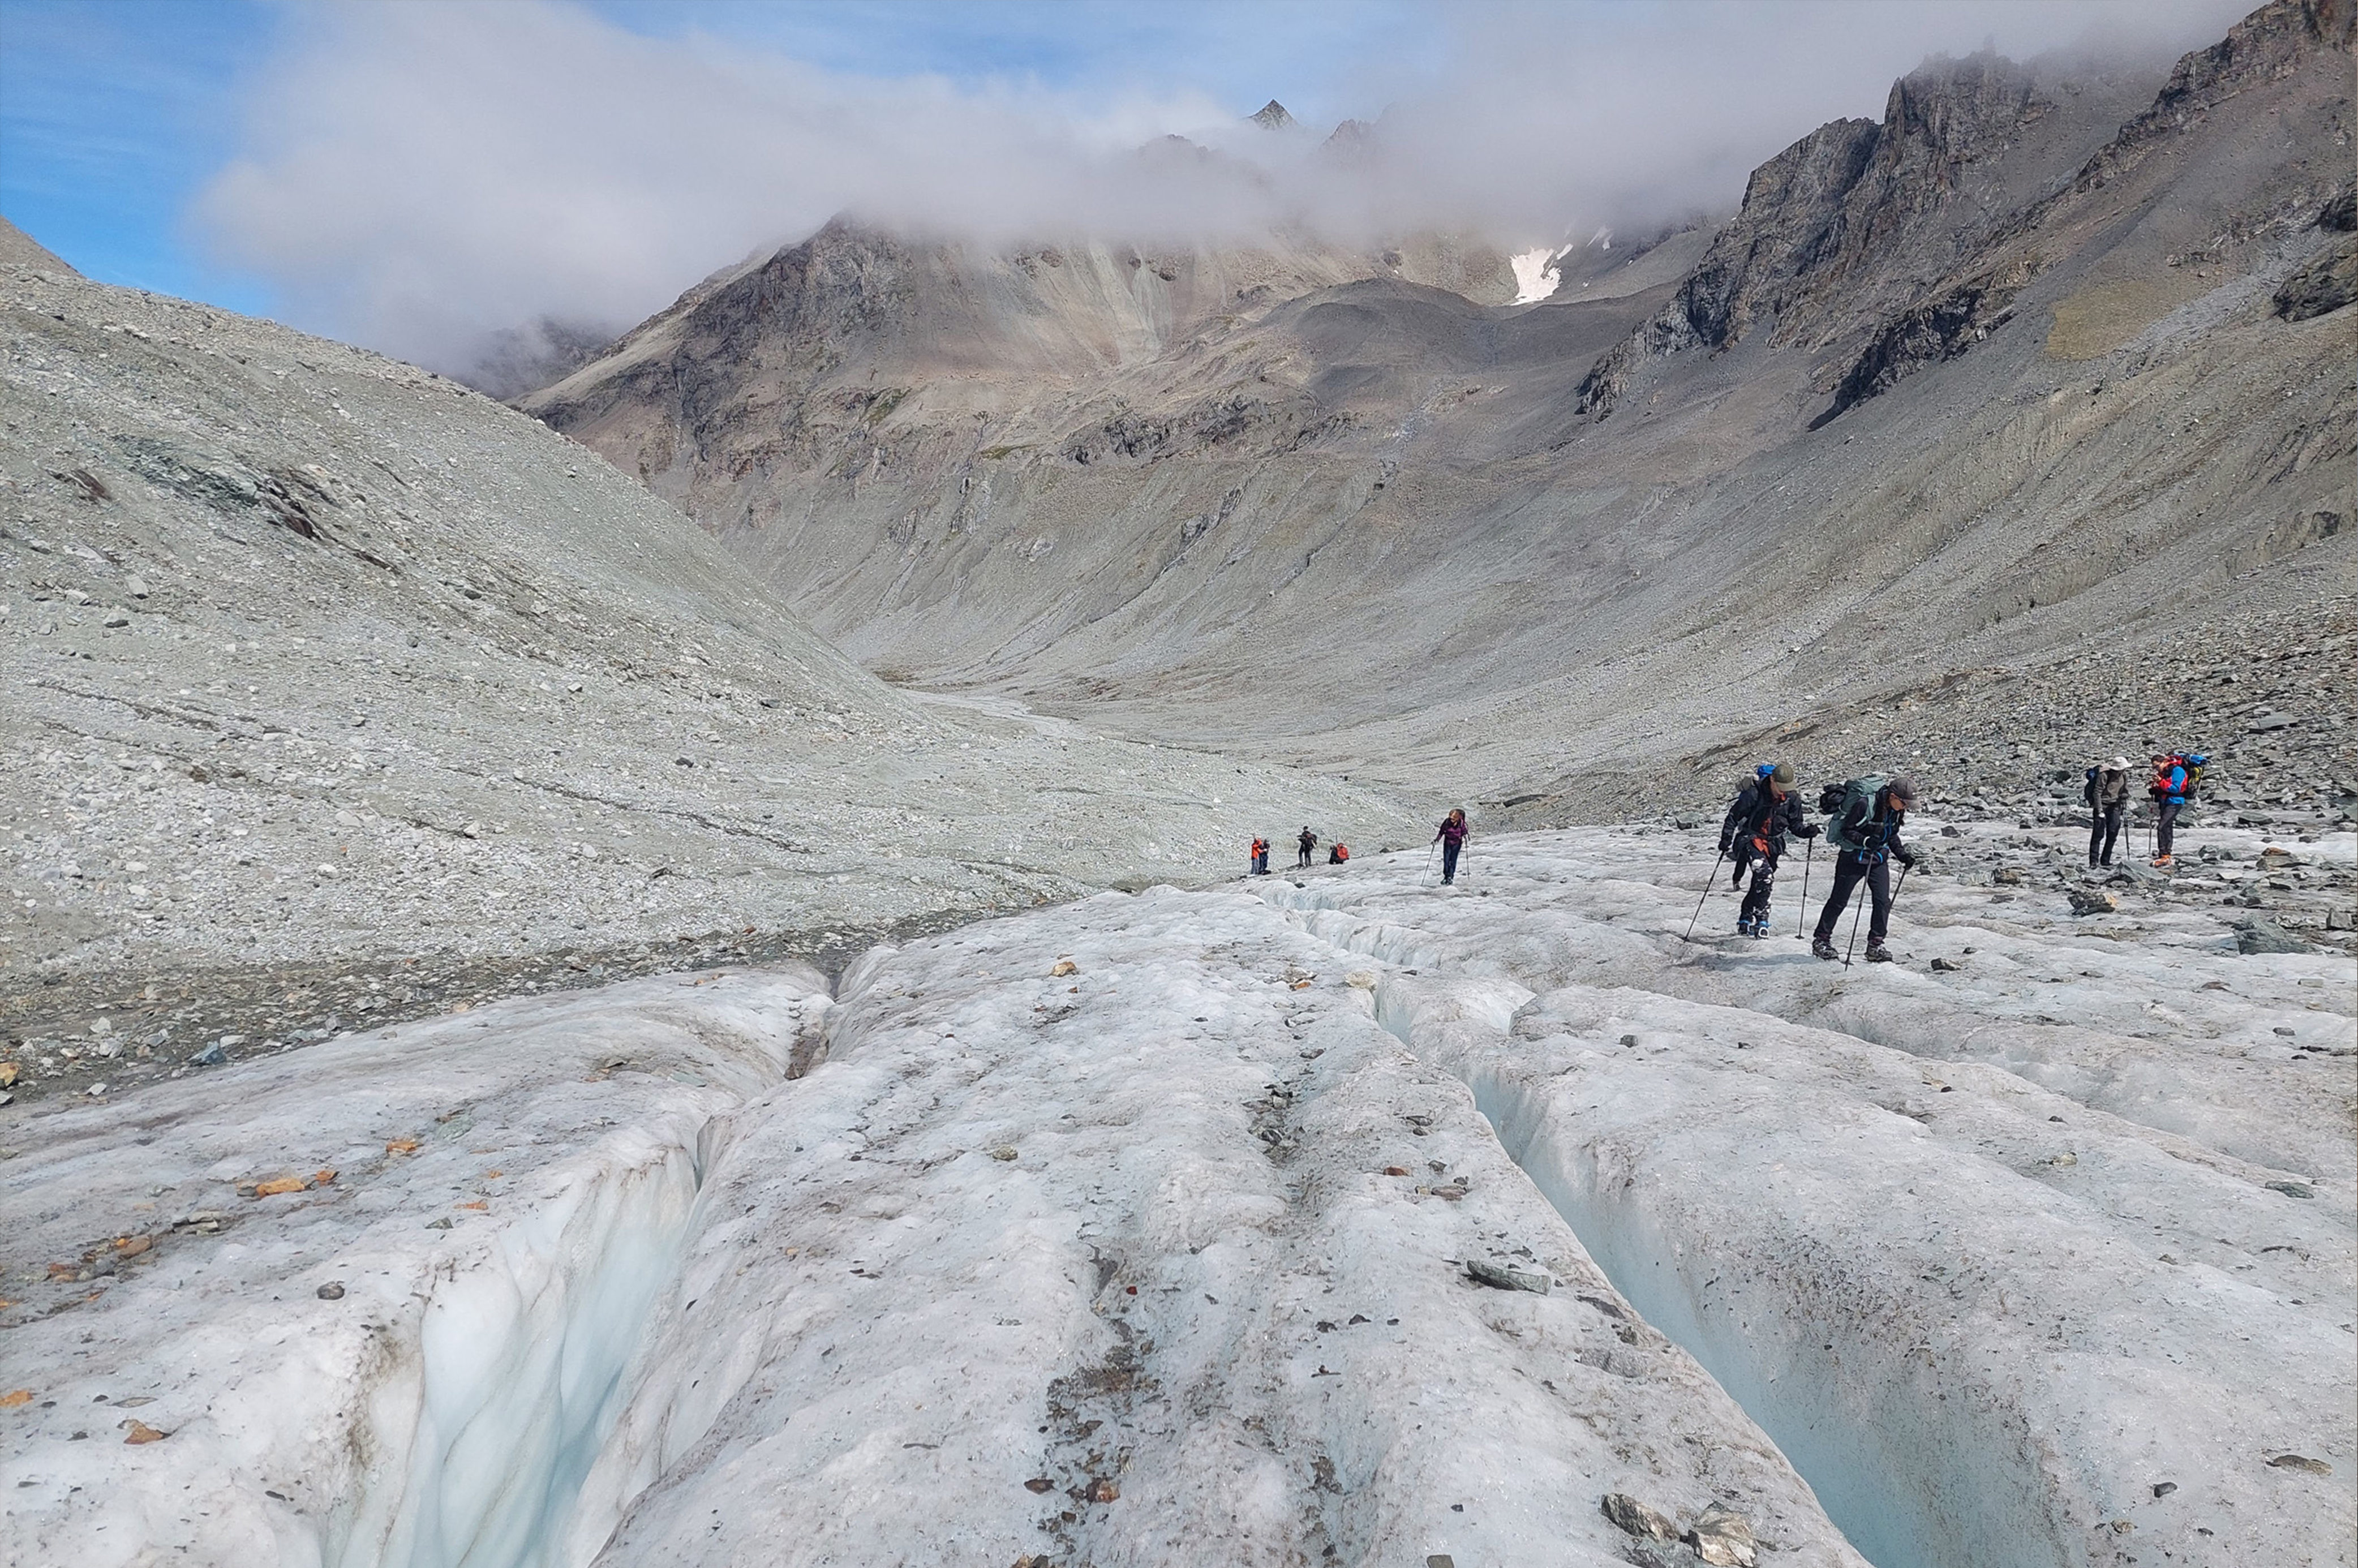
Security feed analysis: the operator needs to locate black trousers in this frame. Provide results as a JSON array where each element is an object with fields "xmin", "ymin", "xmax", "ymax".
[
  {"xmin": 1441, "ymin": 841, "xmax": 1461, "ymax": 881},
  {"xmin": 2156, "ymin": 798, "xmax": 2184, "ymax": 856},
  {"xmin": 2088, "ymin": 803, "xmax": 2124, "ymax": 865},
  {"xmin": 1814, "ymin": 854, "xmax": 1892, "ymax": 944},
  {"xmin": 1298, "ymin": 846, "xmax": 1313, "ymax": 868},
  {"xmin": 1738, "ymin": 848, "xmax": 1782, "ymax": 922}
]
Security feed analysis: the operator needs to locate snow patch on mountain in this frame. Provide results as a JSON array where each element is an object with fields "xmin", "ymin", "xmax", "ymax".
[{"xmin": 1509, "ymin": 246, "xmax": 1566, "ymax": 303}]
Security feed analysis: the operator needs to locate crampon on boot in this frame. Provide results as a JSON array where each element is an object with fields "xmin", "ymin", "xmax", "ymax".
[
  {"xmin": 1811, "ymin": 937, "xmax": 1838, "ymax": 961},
  {"xmin": 1865, "ymin": 943, "xmax": 1895, "ymax": 963}
]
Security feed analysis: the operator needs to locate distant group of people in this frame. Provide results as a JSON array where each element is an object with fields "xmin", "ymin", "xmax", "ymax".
[
  {"xmin": 1247, "ymin": 809, "xmax": 1471, "ymax": 880},
  {"xmin": 1249, "ymin": 828, "xmax": 1352, "ymax": 875}
]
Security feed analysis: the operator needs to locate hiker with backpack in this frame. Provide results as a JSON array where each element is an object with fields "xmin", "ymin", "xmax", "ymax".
[
  {"xmin": 2147, "ymin": 753, "xmax": 2207, "ymax": 867},
  {"xmin": 1810, "ymin": 774, "xmax": 1920, "ymax": 963},
  {"xmin": 2085, "ymin": 756, "xmax": 2133, "ymax": 867},
  {"xmin": 1297, "ymin": 827, "xmax": 1319, "ymax": 869},
  {"xmin": 1433, "ymin": 809, "xmax": 1469, "ymax": 884},
  {"xmin": 1250, "ymin": 836, "xmax": 1270, "ymax": 876},
  {"xmin": 1327, "ymin": 843, "xmax": 1350, "ymax": 865},
  {"xmin": 1718, "ymin": 763, "xmax": 1821, "ymax": 937}
]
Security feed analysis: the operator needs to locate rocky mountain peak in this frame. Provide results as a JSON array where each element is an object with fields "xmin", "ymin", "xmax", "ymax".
[{"xmin": 1250, "ymin": 100, "xmax": 1299, "ymax": 131}]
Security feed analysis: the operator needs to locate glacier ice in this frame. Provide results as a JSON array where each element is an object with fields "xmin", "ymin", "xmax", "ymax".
[{"xmin": 2, "ymin": 821, "xmax": 2347, "ymax": 1567}]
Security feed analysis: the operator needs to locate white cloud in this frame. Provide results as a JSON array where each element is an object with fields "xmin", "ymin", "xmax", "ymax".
[{"xmin": 194, "ymin": 0, "xmax": 2257, "ymax": 370}]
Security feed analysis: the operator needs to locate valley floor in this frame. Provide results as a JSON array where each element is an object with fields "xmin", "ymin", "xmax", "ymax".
[{"xmin": 2, "ymin": 820, "xmax": 2351, "ymax": 1568}]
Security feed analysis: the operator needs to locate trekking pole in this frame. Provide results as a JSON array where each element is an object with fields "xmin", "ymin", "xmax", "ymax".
[
  {"xmin": 1794, "ymin": 838, "xmax": 1814, "ymax": 939},
  {"xmin": 1683, "ymin": 846, "xmax": 1728, "ymax": 941},
  {"xmin": 1423, "ymin": 842, "xmax": 1437, "ymax": 885},
  {"xmin": 1840, "ymin": 850, "xmax": 1878, "ymax": 967}
]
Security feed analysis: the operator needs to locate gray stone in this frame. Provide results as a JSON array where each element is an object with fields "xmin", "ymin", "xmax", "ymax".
[
  {"xmin": 2263, "ymin": 1180, "xmax": 2315, "ymax": 1200},
  {"xmin": 2067, "ymin": 888, "xmax": 2117, "ymax": 916},
  {"xmin": 2247, "ymin": 712, "xmax": 2298, "ymax": 733},
  {"xmin": 1600, "ymin": 1492, "xmax": 1680, "ymax": 1541},
  {"xmin": 1466, "ymin": 1258, "xmax": 1549, "ymax": 1294},
  {"xmin": 1690, "ymin": 1501, "xmax": 1760, "ymax": 1567},
  {"xmin": 2235, "ymin": 918, "xmax": 2314, "ymax": 955},
  {"xmin": 187, "ymin": 1042, "xmax": 226, "ymax": 1067}
]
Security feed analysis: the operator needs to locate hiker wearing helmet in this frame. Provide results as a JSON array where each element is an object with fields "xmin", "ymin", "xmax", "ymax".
[
  {"xmin": 1810, "ymin": 774, "xmax": 1920, "ymax": 963},
  {"xmin": 2085, "ymin": 756, "xmax": 2133, "ymax": 867},
  {"xmin": 1433, "ymin": 809, "xmax": 1469, "ymax": 884},
  {"xmin": 1718, "ymin": 763, "xmax": 1821, "ymax": 937},
  {"xmin": 1297, "ymin": 826, "xmax": 1319, "ymax": 869}
]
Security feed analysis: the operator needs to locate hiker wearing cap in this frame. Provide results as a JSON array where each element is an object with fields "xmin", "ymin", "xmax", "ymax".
[
  {"xmin": 1718, "ymin": 763, "xmax": 1820, "ymax": 938},
  {"xmin": 1811, "ymin": 774, "xmax": 1920, "ymax": 963},
  {"xmin": 2085, "ymin": 757, "xmax": 2133, "ymax": 867}
]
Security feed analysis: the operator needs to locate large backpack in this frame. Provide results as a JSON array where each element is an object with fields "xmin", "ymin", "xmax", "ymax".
[
  {"xmin": 1824, "ymin": 775, "xmax": 1889, "ymax": 852},
  {"xmin": 2149, "ymin": 754, "xmax": 2204, "ymax": 801}
]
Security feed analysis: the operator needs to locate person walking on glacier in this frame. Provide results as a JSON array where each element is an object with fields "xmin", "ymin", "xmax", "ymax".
[
  {"xmin": 1297, "ymin": 826, "xmax": 1318, "ymax": 869},
  {"xmin": 2085, "ymin": 755, "xmax": 2133, "ymax": 867},
  {"xmin": 1811, "ymin": 774, "xmax": 1919, "ymax": 963},
  {"xmin": 1433, "ymin": 809, "xmax": 1469, "ymax": 884},
  {"xmin": 1249, "ymin": 836, "xmax": 1270, "ymax": 877},
  {"xmin": 2146, "ymin": 751, "xmax": 2206, "ymax": 867},
  {"xmin": 1719, "ymin": 763, "xmax": 1820, "ymax": 937}
]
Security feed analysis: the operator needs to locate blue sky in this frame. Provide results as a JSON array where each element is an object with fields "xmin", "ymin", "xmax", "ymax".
[{"xmin": 1, "ymin": 0, "xmax": 278, "ymax": 308}]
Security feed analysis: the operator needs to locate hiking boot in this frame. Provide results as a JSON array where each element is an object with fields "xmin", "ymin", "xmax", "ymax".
[
  {"xmin": 1734, "ymin": 916, "xmax": 1755, "ymax": 936},
  {"xmin": 2150, "ymin": 855, "xmax": 2174, "ymax": 869},
  {"xmin": 1865, "ymin": 943, "xmax": 1894, "ymax": 964},
  {"xmin": 1750, "ymin": 920, "xmax": 1771, "ymax": 940},
  {"xmin": 1810, "ymin": 937, "xmax": 1838, "ymax": 961}
]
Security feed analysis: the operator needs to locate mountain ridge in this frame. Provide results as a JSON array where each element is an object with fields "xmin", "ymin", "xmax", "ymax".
[{"xmin": 518, "ymin": 0, "xmax": 2353, "ymax": 832}]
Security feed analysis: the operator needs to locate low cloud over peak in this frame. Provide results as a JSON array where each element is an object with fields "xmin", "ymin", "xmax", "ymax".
[{"xmin": 194, "ymin": 0, "xmax": 2255, "ymax": 371}]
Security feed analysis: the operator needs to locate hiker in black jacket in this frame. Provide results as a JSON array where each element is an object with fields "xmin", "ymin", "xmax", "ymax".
[
  {"xmin": 1718, "ymin": 763, "xmax": 1820, "ymax": 937},
  {"xmin": 1811, "ymin": 775, "xmax": 1919, "ymax": 963}
]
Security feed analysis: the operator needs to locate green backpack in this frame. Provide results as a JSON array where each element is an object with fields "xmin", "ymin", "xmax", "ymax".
[{"xmin": 1820, "ymin": 775, "xmax": 1889, "ymax": 853}]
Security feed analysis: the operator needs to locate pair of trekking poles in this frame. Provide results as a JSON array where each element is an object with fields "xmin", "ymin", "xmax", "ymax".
[
  {"xmin": 1421, "ymin": 840, "xmax": 1471, "ymax": 887},
  {"xmin": 1682, "ymin": 837, "xmax": 1907, "ymax": 968}
]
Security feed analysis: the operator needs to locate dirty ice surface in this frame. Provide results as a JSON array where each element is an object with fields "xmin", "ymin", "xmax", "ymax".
[{"xmin": 3, "ymin": 824, "xmax": 2350, "ymax": 1568}]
